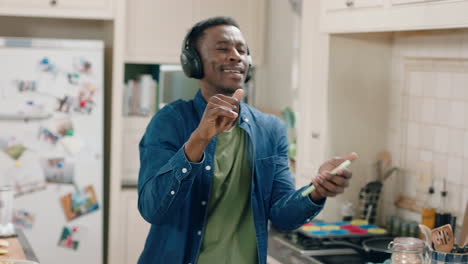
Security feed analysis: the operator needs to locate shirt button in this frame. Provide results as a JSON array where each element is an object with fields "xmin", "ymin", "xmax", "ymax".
[
  {"xmin": 244, "ymin": 118, "xmax": 249, "ymax": 122},
  {"xmin": 205, "ymin": 165, "xmax": 211, "ymax": 171},
  {"xmin": 170, "ymin": 190, "xmax": 175, "ymax": 195},
  {"xmin": 201, "ymin": 201, "xmax": 206, "ymax": 206},
  {"xmin": 182, "ymin": 168, "xmax": 188, "ymax": 173},
  {"xmin": 306, "ymin": 218, "xmax": 311, "ymax": 222},
  {"xmin": 197, "ymin": 231, "xmax": 202, "ymax": 236}
]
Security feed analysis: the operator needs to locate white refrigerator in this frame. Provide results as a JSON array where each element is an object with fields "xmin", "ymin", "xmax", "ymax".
[{"xmin": 0, "ymin": 37, "xmax": 104, "ymax": 264}]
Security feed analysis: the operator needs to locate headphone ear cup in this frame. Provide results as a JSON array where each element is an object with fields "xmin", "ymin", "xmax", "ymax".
[
  {"xmin": 180, "ymin": 47, "xmax": 204, "ymax": 79},
  {"xmin": 244, "ymin": 55, "xmax": 253, "ymax": 83}
]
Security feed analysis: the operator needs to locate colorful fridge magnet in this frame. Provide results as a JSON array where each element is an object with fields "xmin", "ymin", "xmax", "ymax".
[
  {"xmin": 15, "ymin": 80, "xmax": 37, "ymax": 92},
  {"xmin": 38, "ymin": 57, "xmax": 57, "ymax": 76},
  {"xmin": 57, "ymin": 225, "xmax": 87, "ymax": 250},
  {"xmin": 41, "ymin": 157, "xmax": 74, "ymax": 184},
  {"xmin": 73, "ymin": 57, "xmax": 92, "ymax": 74},
  {"xmin": 13, "ymin": 209, "xmax": 35, "ymax": 229},
  {"xmin": 38, "ymin": 118, "xmax": 74, "ymax": 145},
  {"xmin": 67, "ymin": 73, "xmax": 80, "ymax": 85},
  {"xmin": 60, "ymin": 185, "xmax": 99, "ymax": 221},
  {"xmin": 4, "ymin": 144, "xmax": 26, "ymax": 160},
  {"xmin": 10, "ymin": 150, "xmax": 47, "ymax": 197}
]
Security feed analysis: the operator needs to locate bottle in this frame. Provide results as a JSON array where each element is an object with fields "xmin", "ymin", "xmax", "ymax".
[
  {"xmin": 435, "ymin": 179, "xmax": 451, "ymax": 228},
  {"xmin": 421, "ymin": 183, "xmax": 435, "ymax": 229}
]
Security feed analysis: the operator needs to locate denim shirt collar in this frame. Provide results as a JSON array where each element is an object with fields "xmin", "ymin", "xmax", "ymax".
[{"xmin": 193, "ymin": 89, "xmax": 252, "ymax": 127}]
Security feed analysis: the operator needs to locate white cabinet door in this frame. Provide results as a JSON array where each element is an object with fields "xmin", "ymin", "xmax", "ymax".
[
  {"xmin": 122, "ymin": 190, "xmax": 150, "ymax": 264},
  {"xmin": 391, "ymin": 0, "xmax": 447, "ymax": 5},
  {"xmin": 121, "ymin": 116, "xmax": 151, "ymax": 184},
  {"xmin": 0, "ymin": 0, "xmax": 112, "ymax": 19},
  {"xmin": 0, "ymin": 0, "xmax": 45, "ymax": 8},
  {"xmin": 326, "ymin": 0, "xmax": 384, "ymax": 11},
  {"xmin": 193, "ymin": 0, "xmax": 265, "ymax": 64},
  {"xmin": 125, "ymin": 0, "xmax": 195, "ymax": 64},
  {"xmin": 52, "ymin": 0, "xmax": 109, "ymax": 9}
]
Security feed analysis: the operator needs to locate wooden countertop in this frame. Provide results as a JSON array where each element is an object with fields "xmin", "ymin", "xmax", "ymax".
[{"xmin": 0, "ymin": 229, "xmax": 38, "ymax": 263}]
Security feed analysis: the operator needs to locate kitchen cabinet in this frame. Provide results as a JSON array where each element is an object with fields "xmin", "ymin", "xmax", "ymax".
[
  {"xmin": 391, "ymin": 0, "xmax": 445, "ymax": 4},
  {"xmin": 193, "ymin": 0, "xmax": 265, "ymax": 65},
  {"xmin": 121, "ymin": 189, "xmax": 150, "ymax": 264},
  {"xmin": 121, "ymin": 116, "xmax": 151, "ymax": 184},
  {"xmin": 325, "ymin": 0, "xmax": 384, "ymax": 11},
  {"xmin": 320, "ymin": 0, "xmax": 468, "ymax": 33},
  {"xmin": 0, "ymin": 0, "xmax": 113, "ymax": 19},
  {"xmin": 125, "ymin": 0, "xmax": 265, "ymax": 64},
  {"xmin": 125, "ymin": 0, "xmax": 195, "ymax": 64}
]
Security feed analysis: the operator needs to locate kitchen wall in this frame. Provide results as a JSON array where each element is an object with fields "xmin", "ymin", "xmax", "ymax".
[
  {"xmin": 319, "ymin": 29, "xmax": 468, "ymax": 230},
  {"xmin": 384, "ymin": 29, "xmax": 468, "ymax": 226},
  {"xmin": 253, "ymin": 0, "xmax": 299, "ymax": 111}
]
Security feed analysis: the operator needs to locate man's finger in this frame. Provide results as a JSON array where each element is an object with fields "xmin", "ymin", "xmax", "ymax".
[
  {"xmin": 232, "ymin": 88, "xmax": 244, "ymax": 102},
  {"xmin": 343, "ymin": 152, "xmax": 359, "ymax": 162}
]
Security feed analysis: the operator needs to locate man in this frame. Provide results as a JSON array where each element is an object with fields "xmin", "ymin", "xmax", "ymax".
[{"xmin": 137, "ymin": 16, "xmax": 357, "ymax": 264}]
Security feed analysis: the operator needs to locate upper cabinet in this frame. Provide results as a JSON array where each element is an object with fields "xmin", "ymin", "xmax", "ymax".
[
  {"xmin": 325, "ymin": 0, "xmax": 384, "ymax": 11},
  {"xmin": 125, "ymin": 0, "xmax": 195, "ymax": 64},
  {"xmin": 193, "ymin": 0, "xmax": 265, "ymax": 65},
  {"xmin": 0, "ymin": 0, "xmax": 113, "ymax": 19},
  {"xmin": 125, "ymin": 0, "xmax": 266, "ymax": 65},
  {"xmin": 320, "ymin": 0, "xmax": 468, "ymax": 33}
]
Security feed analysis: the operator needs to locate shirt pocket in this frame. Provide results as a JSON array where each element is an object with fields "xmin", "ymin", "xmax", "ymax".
[{"xmin": 255, "ymin": 155, "xmax": 277, "ymax": 203}]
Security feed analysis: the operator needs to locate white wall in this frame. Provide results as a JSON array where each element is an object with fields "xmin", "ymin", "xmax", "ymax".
[{"xmin": 253, "ymin": 0, "xmax": 298, "ymax": 111}]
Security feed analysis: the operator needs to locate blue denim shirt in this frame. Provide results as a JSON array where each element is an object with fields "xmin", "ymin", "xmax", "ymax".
[{"xmin": 137, "ymin": 91, "xmax": 325, "ymax": 264}]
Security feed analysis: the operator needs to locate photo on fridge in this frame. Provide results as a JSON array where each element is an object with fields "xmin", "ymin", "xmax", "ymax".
[
  {"xmin": 60, "ymin": 185, "xmax": 99, "ymax": 221},
  {"xmin": 41, "ymin": 157, "xmax": 74, "ymax": 184}
]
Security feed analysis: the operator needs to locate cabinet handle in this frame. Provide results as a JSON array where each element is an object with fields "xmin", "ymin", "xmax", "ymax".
[
  {"xmin": 50, "ymin": 0, "xmax": 57, "ymax": 6},
  {"xmin": 311, "ymin": 132, "xmax": 320, "ymax": 139},
  {"xmin": 345, "ymin": 0, "xmax": 354, "ymax": 7}
]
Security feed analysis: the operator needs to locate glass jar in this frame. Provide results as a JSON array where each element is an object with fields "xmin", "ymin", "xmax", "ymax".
[
  {"xmin": 0, "ymin": 185, "xmax": 15, "ymax": 236},
  {"xmin": 388, "ymin": 237, "xmax": 425, "ymax": 264}
]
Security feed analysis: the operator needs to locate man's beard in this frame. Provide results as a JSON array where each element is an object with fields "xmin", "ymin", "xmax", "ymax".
[{"xmin": 215, "ymin": 84, "xmax": 240, "ymax": 96}]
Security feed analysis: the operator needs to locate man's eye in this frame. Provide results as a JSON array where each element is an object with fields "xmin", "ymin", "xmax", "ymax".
[{"xmin": 217, "ymin": 48, "xmax": 228, "ymax": 51}]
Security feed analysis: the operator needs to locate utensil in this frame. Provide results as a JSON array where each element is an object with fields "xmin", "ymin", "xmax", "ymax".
[
  {"xmin": 418, "ymin": 224, "xmax": 432, "ymax": 249},
  {"xmin": 431, "ymin": 224, "xmax": 454, "ymax": 253},
  {"xmin": 459, "ymin": 202, "xmax": 468, "ymax": 247}
]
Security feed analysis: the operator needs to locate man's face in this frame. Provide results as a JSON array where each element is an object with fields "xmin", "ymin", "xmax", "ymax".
[{"xmin": 197, "ymin": 25, "xmax": 249, "ymax": 95}]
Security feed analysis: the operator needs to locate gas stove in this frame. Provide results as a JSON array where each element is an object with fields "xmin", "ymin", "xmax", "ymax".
[{"xmin": 267, "ymin": 228, "xmax": 390, "ymax": 264}]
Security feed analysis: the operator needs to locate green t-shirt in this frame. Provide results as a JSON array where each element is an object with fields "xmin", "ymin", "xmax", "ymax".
[{"xmin": 197, "ymin": 126, "xmax": 258, "ymax": 264}]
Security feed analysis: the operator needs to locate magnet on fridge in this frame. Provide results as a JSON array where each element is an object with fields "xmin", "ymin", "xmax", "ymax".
[
  {"xmin": 13, "ymin": 209, "xmax": 35, "ymax": 229},
  {"xmin": 61, "ymin": 136, "xmax": 83, "ymax": 155},
  {"xmin": 58, "ymin": 225, "xmax": 88, "ymax": 250}
]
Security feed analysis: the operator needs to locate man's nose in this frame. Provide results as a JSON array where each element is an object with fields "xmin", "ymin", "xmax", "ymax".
[{"xmin": 228, "ymin": 49, "xmax": 242, "ymax": 62}]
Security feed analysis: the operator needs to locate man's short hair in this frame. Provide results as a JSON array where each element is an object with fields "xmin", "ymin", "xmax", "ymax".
[{"xmin": 185, "ymin": 16, "xmax": 240, "ymax": 51}]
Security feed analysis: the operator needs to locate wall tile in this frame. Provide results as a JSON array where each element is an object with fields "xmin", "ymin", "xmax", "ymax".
[
  {"xmin": 448, "ymin": 129, "xmax": 464, "ymax": 157},
  {"xmin": 447, "ymin": 157, "xmax": 463, "ymax": 185},
  {"xmin": 409, "ymin": 72, "xmax": 424, "ymax": 96},
  {"xmin": 449, "ymin": 101, "xmax": 465, "ymax": 129},
  {"xmin": 419, "ymin": 150, "xmax": 433, "ymax": 162},
  {"xmin": 433, "ymin": 126, "xmax": 449, "ymax": 154},
  {"xmin": 435, "ymin": 100, "xmax": 450, "ymax": 126},
  {"xmin": 421, "ymin": 98, "xmax": 435, "ymax": 123},
  {"xmin": 422, "ymin": 72, "xmax": 436, "ymax": 97},
  {"xmin": 433, "ymin": 153, "xmax": 448, "ymax": 180},
  {"xmin": 407, "ymin": 122, "xmax": 420, "ymax": 148},
  {"xmin": 451, "ymin": 73, "xmax": 468, "ymax": 100},
  {"xmin": 420, "ymin": 124, "xmax": 434, "ymax": 150},
  {"xmin": 409, "ymin": 97, "xmax": 421, "ymax": 121},
  {"xmin": 435, "ymin": 73, "xmax": 452, "ymax": 99}
]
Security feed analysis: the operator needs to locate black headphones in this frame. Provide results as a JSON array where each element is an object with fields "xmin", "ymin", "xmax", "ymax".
[{"xmin": 180, "ymin": 27, "xmax": 253, "ymax": 83}]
